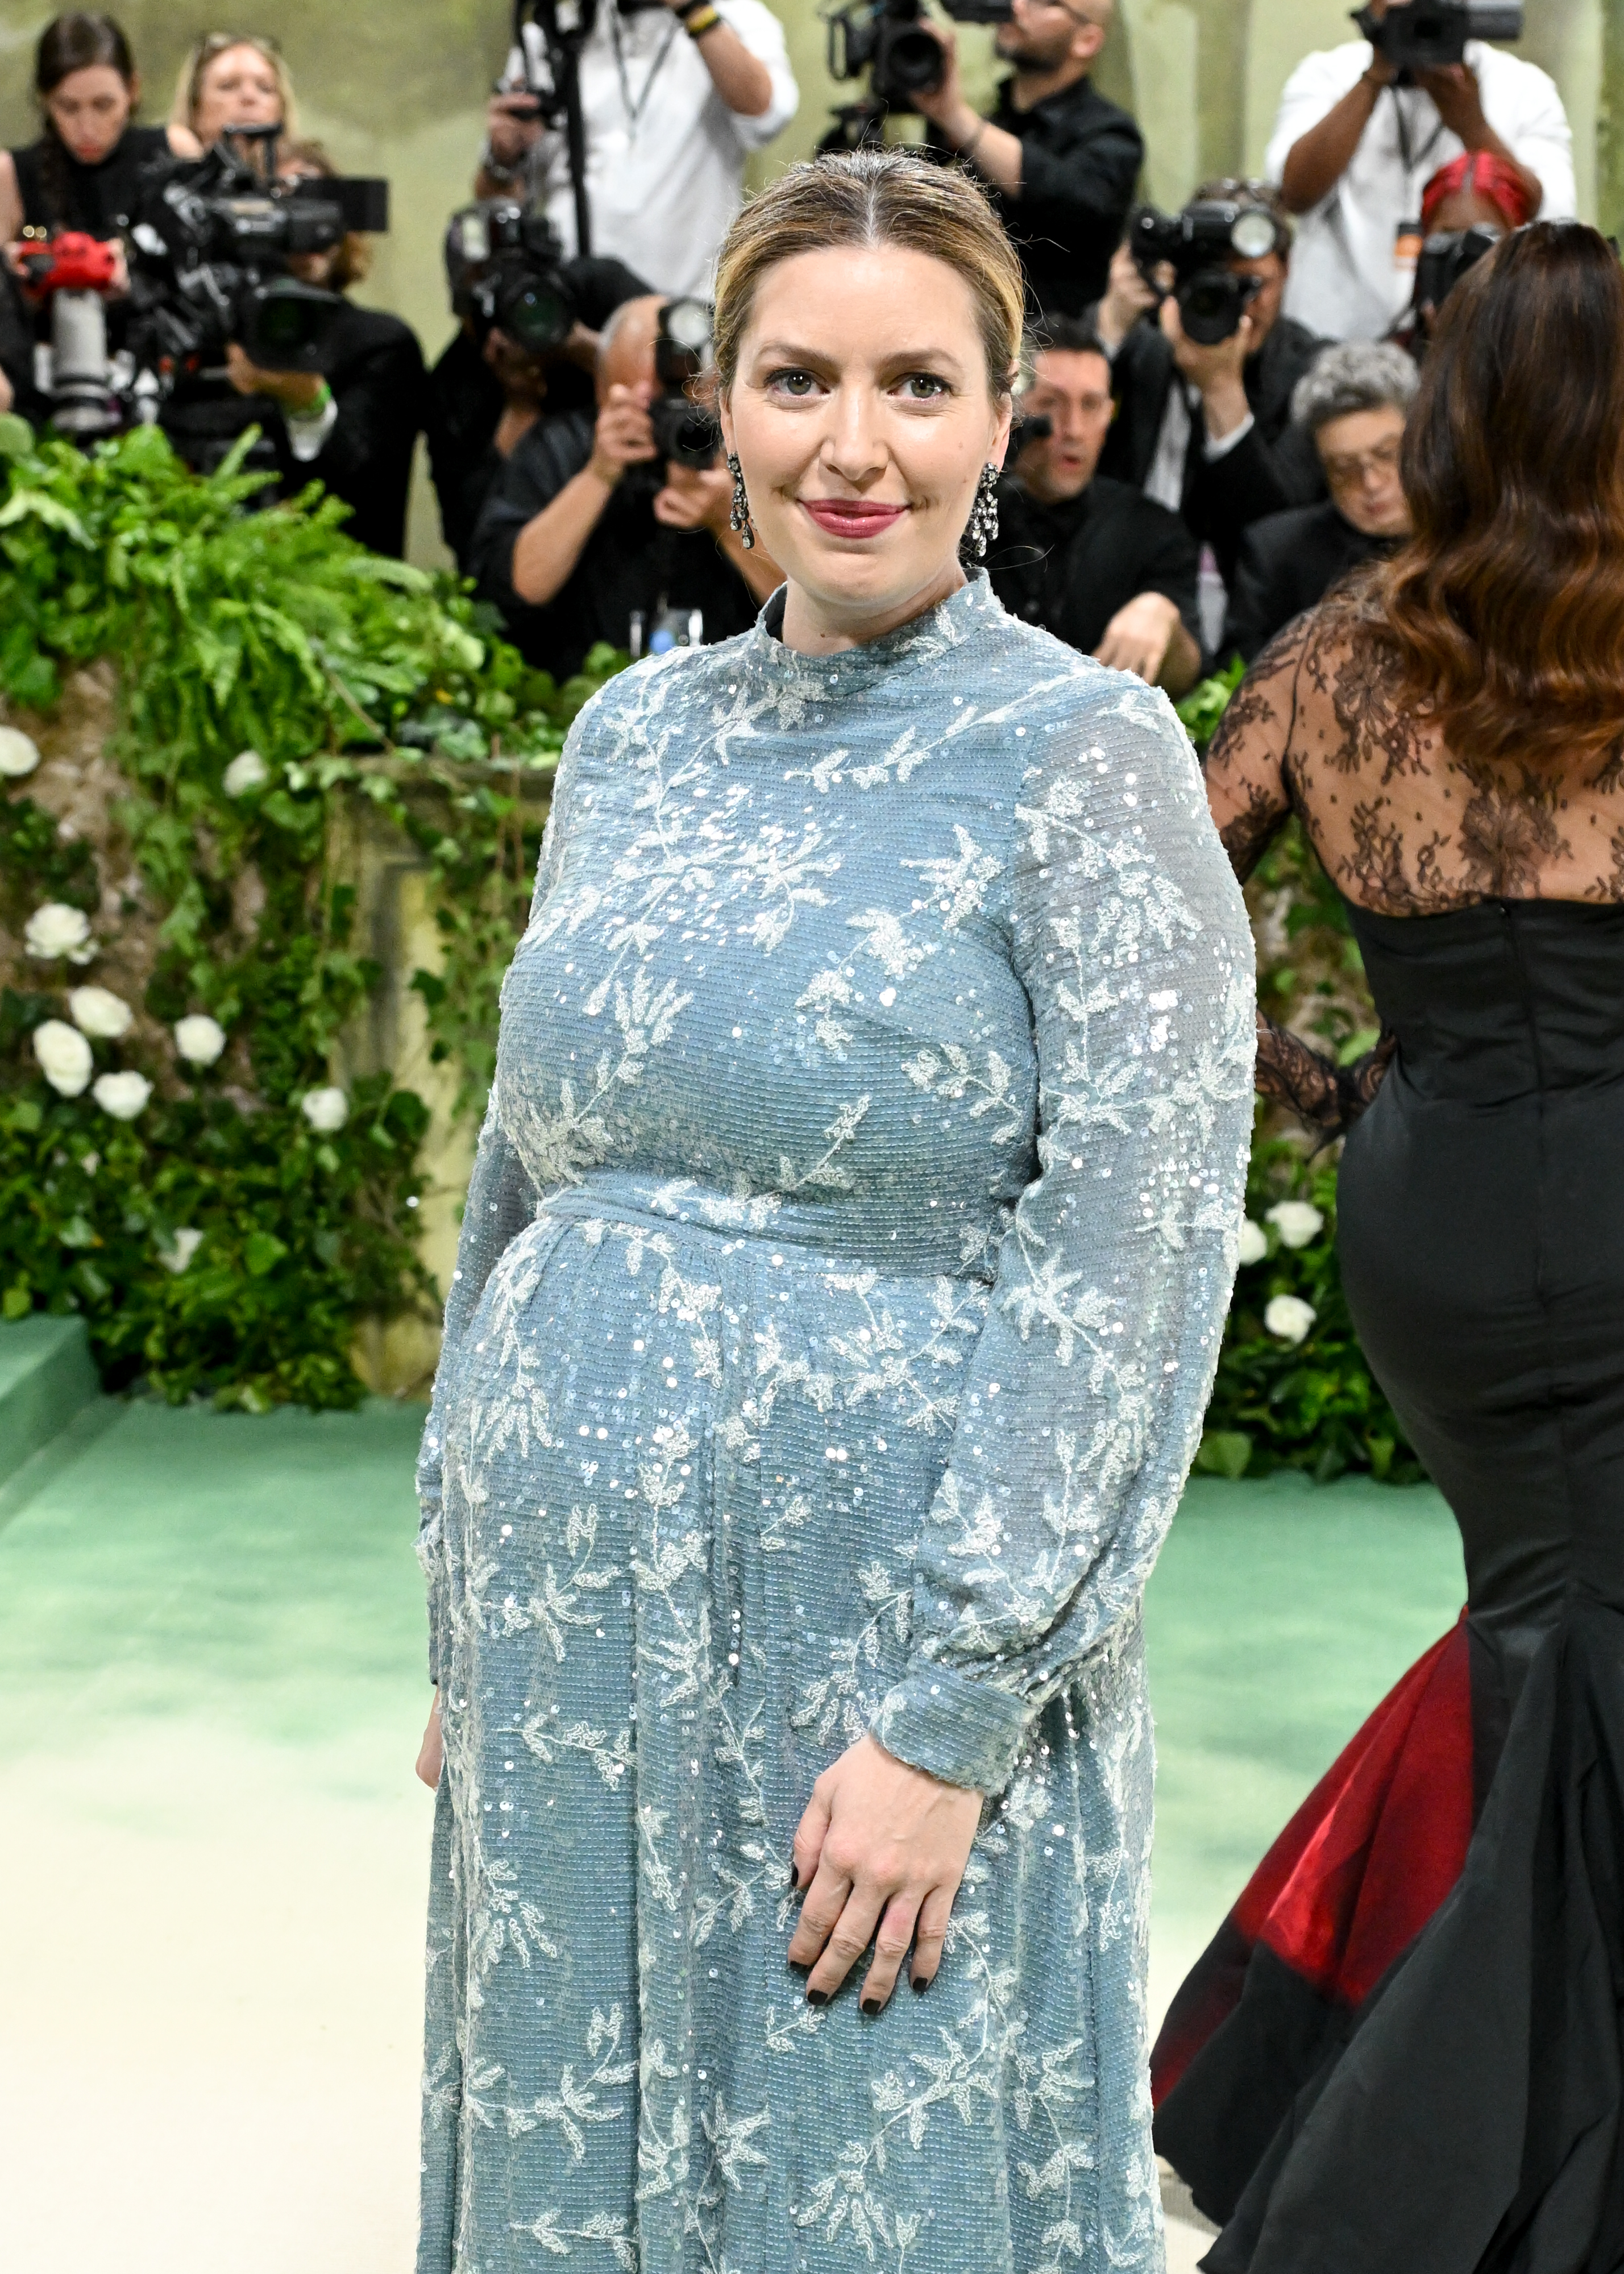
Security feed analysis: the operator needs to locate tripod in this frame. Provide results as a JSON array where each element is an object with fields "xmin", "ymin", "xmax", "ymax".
[{"xmin": 513, "ymin": 0, "xmax": 596, "ymax": 257}]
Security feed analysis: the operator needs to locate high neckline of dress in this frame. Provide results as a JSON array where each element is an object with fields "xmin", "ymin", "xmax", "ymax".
[{"xmin": 745, "ymin": 570, "xmax": 1003, "ymax": 698}]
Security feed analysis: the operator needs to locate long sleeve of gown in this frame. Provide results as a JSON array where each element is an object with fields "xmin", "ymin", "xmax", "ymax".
[
  {"xmin": 416, "ymin": 718, "xmax": 588, "ymax": 1680},
  {"xmin": 872, "ymin": 681, "xmax": 1257, "ymax": 1794}
]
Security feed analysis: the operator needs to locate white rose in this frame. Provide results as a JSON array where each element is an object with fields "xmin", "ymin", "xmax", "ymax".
[
  {"xmin": 93, "ymin": 1070, "xmax": 152, "ymax": 1120},
  {"xmin": 0, "ymin": 725, "xmax": 40, "ymax": 778},
  {"xmin": 159, "ymin": 1226, "xmax": 205, "ymax": 1273},
  {"xmin": 68, "ymin": 985, "xmax": 133, "ymax": 1039},
  {"xmin": 300, "ymin": 1085, "xmax": 349, "ymax": 1133},
  {"xmin": 174, "ymin": 1013, "xmax": 227, "ymax": 1066},
  {"xmin": 1265, "ymin": 1294, "xmax": 1317, "ymax": 1346},
  {"xmin": 222, "ymin": 749, "xmax": 270, "ymax": 796},
  {"xmin": 24, "ymin": 901, "xmax": 92, "ymax": 961},
  {"xmin": 1266, "ymin": 1200, "xmax": 1326, "ymax": 1250},
  {"xmin": 1237, "ymin": 1217, "xmax": 1268, "ymax": 1266},
  {"xmin": 32, "ymin": 1018, "xmax": 92, "ymax": 1095}
]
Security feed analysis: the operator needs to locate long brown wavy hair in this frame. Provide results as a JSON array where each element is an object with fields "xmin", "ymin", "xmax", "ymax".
[{"xmin": 1374, "ymin": 222, "xmax": 1624, "ymax": 771}]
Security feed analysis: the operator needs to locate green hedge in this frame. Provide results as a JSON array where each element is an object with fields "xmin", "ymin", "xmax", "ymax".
[
  {"xmin": 0, "ymin": 419, "xmax": 619, "ymax": 1408},
  {"xmin": 0, "ymin": 437, "xmax": 1416, "ymax": 1480}
]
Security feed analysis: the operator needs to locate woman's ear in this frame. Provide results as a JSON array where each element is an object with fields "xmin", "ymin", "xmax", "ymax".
[
  {"xmin": 991, "ymin": 396, "xmax": 1014, "ymax": 473},
  {"xmin": 717, "ymin": 391, "xmax": 736, "ymax": 459}
]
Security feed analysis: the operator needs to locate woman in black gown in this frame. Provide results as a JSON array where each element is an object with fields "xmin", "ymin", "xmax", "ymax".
[{"xmin": 1154, "ymin": 222, "xmax": 1624, "ymax": 2269}]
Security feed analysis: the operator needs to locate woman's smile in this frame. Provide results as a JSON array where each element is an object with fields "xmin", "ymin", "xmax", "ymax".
[{"xmin": 799, "ymin": 497, "xmax": 909, "ymax": 541}]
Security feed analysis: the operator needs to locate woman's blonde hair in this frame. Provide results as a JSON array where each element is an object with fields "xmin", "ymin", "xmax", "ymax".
[
  {"xmin": 169, "ymin": 31, "xmax": 299, "ymax": 141},
  {"xmin": 713, "ymin": 149, "xmax": 1024, "ymax": 401}
]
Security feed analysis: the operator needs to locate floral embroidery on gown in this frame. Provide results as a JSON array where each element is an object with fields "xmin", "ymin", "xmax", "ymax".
[{"xmin": 416, "ymin": 575, "xmax": 1256, "ymax": 2274}]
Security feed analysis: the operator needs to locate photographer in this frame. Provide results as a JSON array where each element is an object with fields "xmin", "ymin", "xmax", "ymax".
[
  {"xmin": 0, "ymin": 14, "xmax": 199, "ymax": 247},
  {"xmin": 478, "ymin": 1, "xmax": 797, "ymax": 298},
  {"xmin": 914, "ymin": 0, "xmax": 1141, "ymax": 316},
  {"xmin": 169, "ymin": 34, "xmax": 295, "ymax": 159},
  {"xmin": 470, "ymin": 293, "xmax": 779, "ymax": 677},
  {"xmin": 214, "ymin": 142, "xmax": 424, "ymax": 557},
  {"xmin": 1224, "ymin": 341, "xmax": 1417, "ymax": 662},
  {"xmin": 988, "ymin": 319, "xmax": 1201, "ymax": 693},
  {"xmin": 1265, "ymin": 0, "xmax": 1573, "ymax": 340},
  {"xmin": 426, "ymin": 233, "xmax": 651, "ymax": 574},
  {"xmin": 1093, "ymin": 181, "xmax": 1327, "ymax": 575}
]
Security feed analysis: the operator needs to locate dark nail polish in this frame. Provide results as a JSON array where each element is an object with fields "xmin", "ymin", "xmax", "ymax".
[
  {"xmin": 805, "ymin": 1987, "xmax": 829, "ymax": 2007},
  {"xmin": 861, "ymin": 1997, "xmax": 882, "ymax": 2016},
  {"xmin": 911, "ymin": 1974, "xmax": 929, "ymax": 1994}
]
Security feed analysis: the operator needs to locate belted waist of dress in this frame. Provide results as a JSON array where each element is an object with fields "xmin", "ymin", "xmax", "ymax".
[{"xmin": 535, "ymin": 1172, "xmax": 1001, "ymax": 1284}]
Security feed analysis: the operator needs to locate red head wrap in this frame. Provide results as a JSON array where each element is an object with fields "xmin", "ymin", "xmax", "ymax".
[{"xmin": 1420, "ymin": 151, "xmax": 1538, "ymax": 234}]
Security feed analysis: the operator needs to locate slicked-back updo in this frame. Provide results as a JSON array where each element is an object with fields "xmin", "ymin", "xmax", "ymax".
[{"xmin": 713, "ymin": 149, "xmax": 1024, "ymax": 404}]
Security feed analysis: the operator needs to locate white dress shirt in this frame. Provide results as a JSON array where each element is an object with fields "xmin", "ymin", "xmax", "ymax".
[
  {"xmin": 504, "ymin": 3, "xmax": 798, "ymax": 300},
  {"xmin": 1264, "ymin": 39, "xmax": 1576, "ymax": 342}
]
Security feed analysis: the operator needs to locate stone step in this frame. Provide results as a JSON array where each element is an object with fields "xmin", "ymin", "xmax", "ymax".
[{"xmin": 0, "ymin": 1315, "xmax": 100, "ymax": 1485}]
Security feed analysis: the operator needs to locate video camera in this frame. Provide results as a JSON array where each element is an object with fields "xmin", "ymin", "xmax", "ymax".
[
  {"xmin": 446, "ymin": 201, "xmax": 578, "ymax": 356},
  {"xmin": 821, "ymin": 0, "xmax": 1012, "ymax": 147},
  {"xmin": 128, "ymin": 127, "xmax": 388, "ymax": 379},
  {"xmin": 1130, "ymin": 199, "xmax": 1284, "ymax": 345},
  {"xmin": 1351, "ymin": 3, "xmax": 1522, "ymax": 78}
]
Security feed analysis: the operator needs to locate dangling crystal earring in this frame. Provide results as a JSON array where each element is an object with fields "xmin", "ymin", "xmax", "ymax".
[
  {"xmin": 963, "ymin": 462, "xmax": 1000, "ymax": 561},
  {"xmin": 726, "ymin": 451, "xmax": 755, "ymax": 550}
]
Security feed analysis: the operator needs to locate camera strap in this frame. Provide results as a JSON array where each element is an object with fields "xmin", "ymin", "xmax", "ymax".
[
  {"xmin": 1389, "ymin": 85, "xmax": 1444, "ymax": 194},
  {"xmin": 609, "ymin": 7, "xmax": 683, "ymax": 134}
]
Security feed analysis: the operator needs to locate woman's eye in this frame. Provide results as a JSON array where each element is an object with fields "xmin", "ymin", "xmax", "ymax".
[
  {"xmin": 899, "ymin": 374, "xmax": 950, "ymax": 400},
  {"xmin": 768, "ymin": 370, "xmax": 817, "ymax": 397}
]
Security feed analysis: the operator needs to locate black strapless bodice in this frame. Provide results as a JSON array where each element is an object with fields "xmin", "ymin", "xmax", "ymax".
[{"xmin": 1347, "ymin": 898, "xmax": 1624, "ymax": 1103}]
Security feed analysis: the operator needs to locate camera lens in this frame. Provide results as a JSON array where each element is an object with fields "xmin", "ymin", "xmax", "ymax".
[
  {"xmin": 503, "ymin": 284, "xmax": 574, "ymax": 354},
  {"xmin": 1230, "ymin": 210, "xmax": 1277, "ymax": 262},
  {"xmin": 886, "ymin": 25, "xmax": 945, "ymax": 93}
]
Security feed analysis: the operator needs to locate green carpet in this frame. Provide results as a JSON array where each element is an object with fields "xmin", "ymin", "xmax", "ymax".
[{"xmin": 0, "ymin": 1406, "xmax": 1467, "ymax": 2273}]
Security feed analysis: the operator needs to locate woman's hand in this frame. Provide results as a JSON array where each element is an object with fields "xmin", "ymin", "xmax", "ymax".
[
  {"xmin": 417, "ymin": 1690, "xmax": 443, "ymax": 1789},
  {"xmin": 787, "ymin": 1732, "xmax": 982, "ymax": 2012}
]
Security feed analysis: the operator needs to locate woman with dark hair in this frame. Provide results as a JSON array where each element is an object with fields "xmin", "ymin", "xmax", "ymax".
[
  {"xmin": 1155, "ymin": 221, "xmax": 1624, "ymax": 2269},
  {"xmin": 0, "ymin": 13, "xmax": 198, "ymax": 245}
]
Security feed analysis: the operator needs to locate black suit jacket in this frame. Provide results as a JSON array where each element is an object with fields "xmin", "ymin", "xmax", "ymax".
[
  {"xmin": 987, "ymin": 474, "xmax": 1201, "ymax": 661},
  {"xmin": 285, "ymin": 303, "xmax": 426, "ymax": 558},
  {"xmin": 1098, "ymin": 312, "xmax": 1328, "ymax": 575},
  {"xmin": 932, "ymin": 77, "xmax": 1143, "ymax": 318},
  {"xmin": 1223, "ymin": 500, "xmax": 1397, "ymax": 663}
]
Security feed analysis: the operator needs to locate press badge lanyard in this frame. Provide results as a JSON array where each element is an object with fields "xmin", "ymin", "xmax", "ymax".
[{"xmin": 609, "ymin": 6, "xmax": 683, "ymax": 134}]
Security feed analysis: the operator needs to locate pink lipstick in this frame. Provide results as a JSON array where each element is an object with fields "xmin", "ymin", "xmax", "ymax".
[{"xmin": 801, "ymin": 499, "xmax": 907, "ymax": 541}]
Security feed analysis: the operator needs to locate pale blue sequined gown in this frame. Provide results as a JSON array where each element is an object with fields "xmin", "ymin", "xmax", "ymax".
[{"xmin": 416, "ymin": 575, "xmax": 1255, "ymax": 2274}]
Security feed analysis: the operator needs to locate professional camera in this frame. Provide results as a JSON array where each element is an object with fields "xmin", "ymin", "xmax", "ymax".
[
  {"xmin": 1351, "ymin": 2, "xmax": 1522, "ymax": 77},
  {"xmin": 446, "ymin": 201, "xmax": 577, "ymax": 355},
  {"xmin": 1413, "ymin": 221, "xmax": 1501, "ymax": 324},
  {"xmin": 16, "ymin": 230, "xmax": 124, "ymax": 436},
  {"xmin": 1130, "ymin": 199, "xmax": 1284, "ymax": 345},
  {"xmin": 127, "ymin": 127, "xmax": 389, "ymax": 379},
  {"xmin": 647, "ymin": 296, "xmax": 719, "ymax": 470},
  {"xmin": 821, "ymin": 0, "xmax": 1012, "ymax": 141}
]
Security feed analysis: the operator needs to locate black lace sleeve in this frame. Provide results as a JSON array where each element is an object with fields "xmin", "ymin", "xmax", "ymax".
[{"xmin": 1255, "ymin": 1016, "xmax": 1394, "ymax": 1141}]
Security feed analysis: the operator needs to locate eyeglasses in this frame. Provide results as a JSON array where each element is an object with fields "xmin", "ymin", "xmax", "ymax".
[{"xmin": 1322, "ymin": 436, "xmax": 1403, "ymax": 487}]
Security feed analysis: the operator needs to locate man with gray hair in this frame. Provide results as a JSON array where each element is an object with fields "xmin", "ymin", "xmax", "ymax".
[{"xmin": 1223, "ymin": 339, "xmax": 1418, "ymax": 661}]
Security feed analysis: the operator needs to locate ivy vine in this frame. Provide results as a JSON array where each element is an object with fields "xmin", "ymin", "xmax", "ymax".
[{"xmin": 0, "ymin": 418, "xmax": 621, "ymax": 1408}]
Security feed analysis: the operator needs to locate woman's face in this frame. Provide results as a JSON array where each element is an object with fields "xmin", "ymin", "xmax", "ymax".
[
  {"xmin": 721, "ymin": 245, "xmax": 1011, "ymax": 645},
  {"xmin": 193, "ymin": 43, "xmax": 283, "ymax": 147},
  {"xmin": 45, "ymin": 64, "xmax": 135, "ymax": 166}
]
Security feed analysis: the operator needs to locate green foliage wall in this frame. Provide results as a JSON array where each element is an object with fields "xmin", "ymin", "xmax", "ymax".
[{"xmin": 0, "ymin": 420, "xmax": 614, "ymax": 1408}]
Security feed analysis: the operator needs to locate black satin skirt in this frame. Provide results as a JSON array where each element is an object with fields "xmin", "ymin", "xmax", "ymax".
[{"xmin": 1155, "ymin": 901, "xmax": 1624, "ymax": 2272}]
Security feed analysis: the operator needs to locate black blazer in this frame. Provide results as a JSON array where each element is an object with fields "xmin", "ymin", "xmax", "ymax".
[
  {"xmin": 1098, "ymin": 312, "xmax": 1328, "ymax": 576},
  {"xmin": 1223, "ymin": 500, "xmax": 1398, "ymax": 664}
]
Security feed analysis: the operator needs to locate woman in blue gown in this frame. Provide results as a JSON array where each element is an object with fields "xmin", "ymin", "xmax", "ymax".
[{"xmin": 413, "ymin": 149, "xmax": 1255, "ymax": 2274}]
